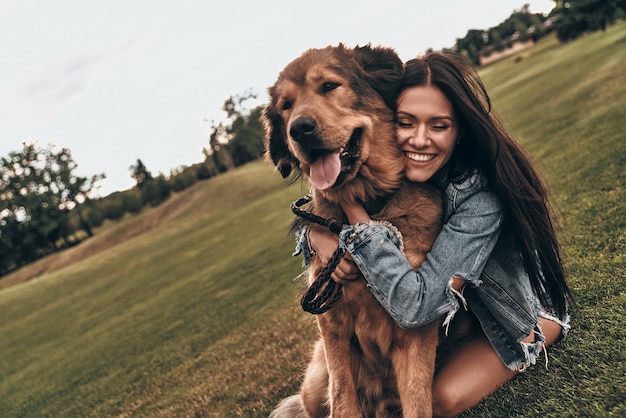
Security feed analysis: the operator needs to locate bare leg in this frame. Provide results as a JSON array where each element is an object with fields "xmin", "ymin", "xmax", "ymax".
[{"xmin": 432, "ymin": 317, "xmax": 562, "ymax": 417}]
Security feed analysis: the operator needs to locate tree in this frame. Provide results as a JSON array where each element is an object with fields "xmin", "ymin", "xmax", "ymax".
[
  {"xmin": 455, "ymin": 29, "xmax": 488, "ymax": 65},
  {"xmin": 551, "ymin": 0, "xmax": 624, "ymax": 42},
  {"xmin": 195, "ymin": 162, "xmax": 213, "ymax": 180},
  {"xmin": 0, "ymin": 142, "xmax": 104, "ymax": 275},
  {"xmin": 200, "ymin": 150, "xmax": 220, "ymax": 178},
  {"xmin": 129, "ymin": 159, "xmax": 153, "ymax": 189},
  {"xmin": 122, "ymin": 189, "xmax": 143, "ymax": 213},
  {"xmin": 169, "ymin": 166, "xmax": 197, "ymax": 192},
  {"xmin": 50, "ymin": 146, "xmax": 104, "ymax": 237},
  {"xmin": 140, "ymin": 174, "xmax": 170, "ymax": 207},
  {"xmin": 100, "ymin": 196, "xmax": 126, "ymax": 220},
  {"xmin": 206, "ymin": 120, "xmax": 236, "ymax": 172},
  {"xmin": 202, "ymin": 91, "xmax": 264, "ymax": 173}
]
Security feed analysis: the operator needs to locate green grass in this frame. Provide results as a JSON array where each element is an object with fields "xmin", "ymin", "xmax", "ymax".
[
  {"xmin": 0, "ymin": 163, "xmax": 316, "ymax": 417},
  {"xmin": 465, "ymin": 24, "xmax": 626, "ymax": 417},
  {"xmin": 1, "ymin": 22, "xmax": 625, "ymax": 417}
]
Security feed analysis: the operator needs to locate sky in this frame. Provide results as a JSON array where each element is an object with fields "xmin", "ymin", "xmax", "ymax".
[{"xmin": 0, "ymin": 0, "xmax": 555, "ymax": 197}]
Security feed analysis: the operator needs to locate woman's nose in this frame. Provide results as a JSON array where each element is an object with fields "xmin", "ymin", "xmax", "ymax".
[{"xmin": 409, "ymin": 125, "xmax": 429, "ymax": 147}]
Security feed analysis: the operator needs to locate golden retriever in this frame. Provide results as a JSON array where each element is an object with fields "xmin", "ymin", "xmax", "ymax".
[{"xmin": 263, "ymin": 44, "xmax": 443, "ymax": 417}]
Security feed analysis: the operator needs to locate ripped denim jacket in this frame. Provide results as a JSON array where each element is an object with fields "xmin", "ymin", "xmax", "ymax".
[{"xmin": 294, "ymin": 171, "xmax": 569, "ymax": 371}]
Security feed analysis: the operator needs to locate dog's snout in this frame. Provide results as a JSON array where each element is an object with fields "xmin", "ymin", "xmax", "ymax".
[{"xmin": 289, "ymin": 116, "xmax": 317, "ymax": 142}]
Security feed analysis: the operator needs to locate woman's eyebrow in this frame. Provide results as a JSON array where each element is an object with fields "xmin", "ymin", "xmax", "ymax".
[
  {"xmin": 396, "ymin": 112, "xmax": 454, "ymax": 121},
  {"xmin": 432, "ymin": 115, "xmax": 454, "ymax": 121}
]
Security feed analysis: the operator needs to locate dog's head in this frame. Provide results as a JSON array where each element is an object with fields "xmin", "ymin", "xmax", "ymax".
[{"xmin": 262, "ymin": 44, "xmax": 405, "ymax": 203}]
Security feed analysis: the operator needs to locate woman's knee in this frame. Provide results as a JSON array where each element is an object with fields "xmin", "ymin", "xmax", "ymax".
[
  {"xmin": 432, "ymin": 379, "xmax": 466, "ymax": 417},
  {"xmin": 431, "ymin": 336, "xmax": 517, "ymax": 417}
]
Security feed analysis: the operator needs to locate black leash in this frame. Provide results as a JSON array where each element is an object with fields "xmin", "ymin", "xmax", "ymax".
[
  {"xmin": 290, "ymin": 195, "xmax": 343, "ymax": 234},
  {"xmin": 291, "ymin": 194, "xmax": 346, "ymax": 314}
]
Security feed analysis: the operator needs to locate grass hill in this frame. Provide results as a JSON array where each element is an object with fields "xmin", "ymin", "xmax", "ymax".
[{"xmin": 1, "ymin": 22, "xmax": 625, "ymax": 417}]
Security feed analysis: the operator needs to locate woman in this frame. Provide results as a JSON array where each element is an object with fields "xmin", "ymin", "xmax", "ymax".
[{"xmin": 302, "ymin": 51, "xmax": 572, "ymax": 417}]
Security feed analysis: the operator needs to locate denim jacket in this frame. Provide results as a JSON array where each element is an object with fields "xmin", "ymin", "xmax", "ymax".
[{"xmin": 295, "ymin": 171, "xmax": 569, "ymax": 371}]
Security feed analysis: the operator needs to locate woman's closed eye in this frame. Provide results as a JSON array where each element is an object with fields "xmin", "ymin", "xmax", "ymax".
[{"xmin": 431, "ymin": 122, "xmax": 451, "ymax": 131}]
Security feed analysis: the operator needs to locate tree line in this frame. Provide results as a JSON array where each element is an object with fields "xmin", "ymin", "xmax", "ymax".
[
  {"xmin": 453, "ymin": 0, "xmax": 625, "ymax": 65},
  {"xmin": 0, "ymin": 93, "xmax": 265, "ymax": 276}
]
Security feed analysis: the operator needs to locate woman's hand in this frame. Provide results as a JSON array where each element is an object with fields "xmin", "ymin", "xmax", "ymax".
[{"xmin": 309, "ymin": 227, "xmax": 360, "ymax": 284}]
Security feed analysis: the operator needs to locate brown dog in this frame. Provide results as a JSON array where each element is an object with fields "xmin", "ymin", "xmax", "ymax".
[{"xmin": 263, "ymin": 44, "xmax": 443, "ymax": 417}]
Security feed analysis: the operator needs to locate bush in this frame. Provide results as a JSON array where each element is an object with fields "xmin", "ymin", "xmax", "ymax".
[
  {"xmin": 171, "ymin": 170, "xmax": 197, "ymax": 192},
  {"xmin": 196, "ymin": 163, "xmax": 212, "ymax": 180},
  {"xmin": 141, "ymin": 177, "xmax": 171, "ymax": 207},
  {"xmin": 100, "ymin": 198, "xmax": 126, "ymax": 220},
  {"xmin": 122, "ymin": 190, "xmax": 143, "ymax": 214},
  {"xmin": 84, "ymin": 205, "xmax": 105, "ymax": 228}
]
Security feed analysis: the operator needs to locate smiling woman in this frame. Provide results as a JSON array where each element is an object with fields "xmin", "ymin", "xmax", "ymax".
[{"xmin": 307, "ymin": 51, "xmax": 573, "ymax": 416}]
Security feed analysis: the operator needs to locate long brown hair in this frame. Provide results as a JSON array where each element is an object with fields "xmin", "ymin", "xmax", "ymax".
[{"xmin": 401, "ymin": 52, "xmax": 572, "ymax": 317}]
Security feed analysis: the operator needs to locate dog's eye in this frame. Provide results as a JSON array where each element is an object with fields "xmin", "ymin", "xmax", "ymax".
[
  {"xmin": 322, "ymin": 82, "xmax": 340, "ymax": 93},
  {"xmin": 281, "ymin": 101, "xmax": 292, "ymax": 111}
]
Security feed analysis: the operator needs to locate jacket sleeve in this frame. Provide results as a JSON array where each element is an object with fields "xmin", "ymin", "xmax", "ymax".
[
  {"xmin": 293, "ymin": 223, "xmax": 315, "ymax": 267},
  {"xmin": 338, "ymin": 180, "xmax": 504, "ymax": 329}
]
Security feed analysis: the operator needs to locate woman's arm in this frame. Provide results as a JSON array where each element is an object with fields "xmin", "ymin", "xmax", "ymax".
[
  {"xmin": 338, "ymin": 179, "xmax": 504, "ymax": 328},
  {"xmin": 342, "ymin": 200, "xmax": 370, "ymax": 224},
  {"xmin": 342, "ymin": 200, "xmax": 465, "ymax": 290}
]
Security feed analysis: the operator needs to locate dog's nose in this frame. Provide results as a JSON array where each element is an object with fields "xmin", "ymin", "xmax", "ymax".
[{"xmin": 289, "ymin": 116, "xmax": 317, "ymax": 142}]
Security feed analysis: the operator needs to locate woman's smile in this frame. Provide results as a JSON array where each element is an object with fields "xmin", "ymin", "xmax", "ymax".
[{"xmin": 405, "ymin": 151, "xmax": 437, "ymax": 163}]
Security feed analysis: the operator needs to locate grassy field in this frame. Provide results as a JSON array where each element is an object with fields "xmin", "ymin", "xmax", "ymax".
[{"xmin": 1, "ymin": 22, "xmax": 625, "ymax": 417}]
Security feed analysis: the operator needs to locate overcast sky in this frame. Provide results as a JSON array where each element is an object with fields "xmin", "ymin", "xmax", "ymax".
[{"xmin": 0, "ymin": 0, "xmax": 554, "ymax": 196}]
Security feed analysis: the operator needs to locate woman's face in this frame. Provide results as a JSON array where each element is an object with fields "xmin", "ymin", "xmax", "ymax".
[{"xmin": 396, "ymin": 85, "xmax": 459, "ymax": 183}]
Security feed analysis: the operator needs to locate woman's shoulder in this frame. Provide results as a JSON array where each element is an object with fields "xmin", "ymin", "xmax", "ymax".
[{"xmin": 442, "ymin": 170, "xmax": 501, "ymax": 214}]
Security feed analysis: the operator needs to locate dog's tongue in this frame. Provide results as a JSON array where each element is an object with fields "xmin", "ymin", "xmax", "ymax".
[{"xmin": 309, "ymin": 150, "xmax": 341, "ymax": 190}]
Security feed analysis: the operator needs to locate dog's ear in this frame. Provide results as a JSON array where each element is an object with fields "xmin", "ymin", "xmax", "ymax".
[
  {"xmin": 261, "ymin": 101, "xmax": 296, "ymax": 178},
  {"xmin": 353, "ymin": 44, "xmax": 404, "ymax": 109}
]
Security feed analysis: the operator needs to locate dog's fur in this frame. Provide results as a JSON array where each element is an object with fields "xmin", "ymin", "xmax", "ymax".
[{"xmin": 263, "ymin": 44, "xmax": 443, "ymax": 417}]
